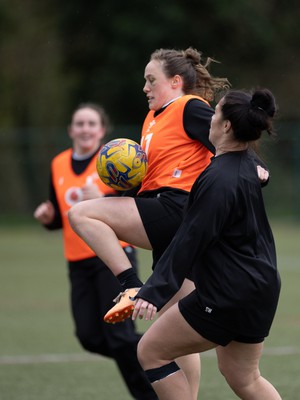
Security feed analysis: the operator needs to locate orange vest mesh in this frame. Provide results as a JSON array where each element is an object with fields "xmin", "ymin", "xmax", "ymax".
[
  {"xmin": 139, "ymin": 95, "xmax": 213, "ymax": 193},
  {"xmin": 51, "ymin": 148, "xmax": 130, "ymax": 261}
]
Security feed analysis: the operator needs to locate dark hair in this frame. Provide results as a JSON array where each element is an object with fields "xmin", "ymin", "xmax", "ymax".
[
  {"xmin": 71, "ymin": 102, "xmax": 112, "ymax": 134},
  {"xmin": 221, "ymin": 89, "xmax": 277, "ymax": 141},
  {"xmin": 150, "ymin": 47, "xmax": 230, "ymax": 101}
]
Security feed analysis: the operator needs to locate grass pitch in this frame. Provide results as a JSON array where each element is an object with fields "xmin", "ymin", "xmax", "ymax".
[{"xmin": 0, "ymin": 220, "xmax": 299, "ymax": 399}]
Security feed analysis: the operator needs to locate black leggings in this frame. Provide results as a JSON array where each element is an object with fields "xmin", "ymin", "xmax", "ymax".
[{"xmin": 68, "ymin": 248, "xmax": 157, "ymax": 400}]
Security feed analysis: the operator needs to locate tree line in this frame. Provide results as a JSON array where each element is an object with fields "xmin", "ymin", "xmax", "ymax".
[
  {"xmin": 0, "ymin": 0, "xmax": 299, "ymax": 215},
  {"xmin": 0, "ymin": 0, "xmax": 299, "ymax": 128}
]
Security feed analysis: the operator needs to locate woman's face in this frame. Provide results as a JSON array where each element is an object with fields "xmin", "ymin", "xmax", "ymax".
[
  {"xmin": 209, "ymin": 98, "xmax": 226, "ymax": 147},
  {"xmin": 143, "ymin": 60, "xmax": 180, "ymax": 111},
  {"xmin": 69, "ymin": 108, "xmax": 105, "ymax": 155}
]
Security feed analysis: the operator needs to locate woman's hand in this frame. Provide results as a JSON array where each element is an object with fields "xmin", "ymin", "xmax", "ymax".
[
  {"xmin": 33, "ymin": 200, "xmax": 55, "ymax": 225},
  {"xmin": 257, "ymin": 165, "xmax": 269, "ymax": 183},
  {"xmin": 132, "ymin": 298, "xmax": 158, "ymax": 321},
  {"xmin": 81, "ymin": 183, "xmax": 104, "ymax": 200}
]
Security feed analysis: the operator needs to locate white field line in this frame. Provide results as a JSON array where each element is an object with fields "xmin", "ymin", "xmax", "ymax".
[
  {"xmin": 0, "ymin": 352, "xmax": 101, "ymax": 365},
  {"xmin": 0, "ymin": 346, "xmax": 299, "ymax": 365}
]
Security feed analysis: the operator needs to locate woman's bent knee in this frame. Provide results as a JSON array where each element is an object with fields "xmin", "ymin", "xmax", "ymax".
[
  {"xmin": 68, "ymin": 201, "xmax": 86, "ymax": 229},
  {"xmin": 137, "ymin": 334, "xmax": 161, "ymax": 369},
  {"xmin": 137, "ymin": 336, "xmax": 148, "ymax": 368}
]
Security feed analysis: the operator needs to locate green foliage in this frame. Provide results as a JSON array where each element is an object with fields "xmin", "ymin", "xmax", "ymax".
[
  {"xmin": 1, "ymin": 0, "xmax": 299, "ymax": 127},
  {"xmin": 0, "ymin": 0, "xmax": 299, "ymax": 214}
]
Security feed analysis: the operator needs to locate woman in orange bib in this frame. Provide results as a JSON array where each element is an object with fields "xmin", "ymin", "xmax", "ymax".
[
  {"xmin": 34, "ymin": 103, "xmax": 157, "ymax": 400},
  {"xmin": 69, "ymin": 48, "xmax": 268, "ymax": 399},
  {"xmin": 69, "ymin": 48, "xmax": 267, "ymax": 400},
  {"xmin": 69, "ymin": 48, "xmax": 230, "ymax": 399}
]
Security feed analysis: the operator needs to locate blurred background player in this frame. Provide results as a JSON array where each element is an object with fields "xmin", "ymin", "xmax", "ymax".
[{"xmin": 33, "ymin": 103, "xmax": 157, "ymax": 400}]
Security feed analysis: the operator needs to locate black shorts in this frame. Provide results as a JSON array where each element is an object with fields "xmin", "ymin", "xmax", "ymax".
[
  {"xmin": 178, "ymin": 291, "xmax": 265, "ymax": 347},
  {"xmin": 135, "ymin": 188, "xmax": 188, "ymax": 269}
]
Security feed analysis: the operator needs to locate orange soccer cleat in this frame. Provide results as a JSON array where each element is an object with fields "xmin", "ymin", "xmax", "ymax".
[{"xmin": 103, "ymin": 288, "xmax": 140, "ymax": 324}]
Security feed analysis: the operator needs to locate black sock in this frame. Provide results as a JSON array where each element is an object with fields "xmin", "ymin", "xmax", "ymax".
[{"xmin": 117, "ymin": 269, "xmax": 143, "ymax": 290}]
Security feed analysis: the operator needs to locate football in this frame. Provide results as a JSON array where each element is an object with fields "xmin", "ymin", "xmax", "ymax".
[{"xmin": 96, "ymin": 138, "xmax": 148, "ymax": 191}]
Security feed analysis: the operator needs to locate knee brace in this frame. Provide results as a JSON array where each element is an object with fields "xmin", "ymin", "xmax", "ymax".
[{"xmin": 145, "ymin": 361, "xmax": 180, "ymax": 383}]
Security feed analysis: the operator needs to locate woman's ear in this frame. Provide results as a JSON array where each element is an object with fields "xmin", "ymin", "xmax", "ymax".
[
  {"xmin": 224, "ymin": 120, "xmax": 232, "ymax": 134},
  {"xmin": 171, "ymin": 74, "xmax": 182, "ymax": 88}
]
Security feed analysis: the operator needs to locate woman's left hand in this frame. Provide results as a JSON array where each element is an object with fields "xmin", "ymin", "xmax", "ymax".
[
  {"xmin": 132, "ymin": 298, "xmax": 158, "ymax": 321},
  {"xmin": 257, "ymin": 165, "xmax": 269, "ymax": 183},
  {"xmin": 81, "ymin": 183, "xmax": 104, "ymax": 200}
]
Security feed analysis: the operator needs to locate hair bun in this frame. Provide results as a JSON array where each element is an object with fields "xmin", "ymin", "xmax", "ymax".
[
  {"xmin": 250, "ymin": 89, "xmax": 276, "ymax": 117},
  {"xmin": 184, "ymin": 47, "xmax": 202, "ymax": 65}
]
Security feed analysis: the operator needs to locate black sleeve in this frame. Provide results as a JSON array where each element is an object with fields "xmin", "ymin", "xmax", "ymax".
[
  {"xmin": 183, "ymin": 99, "xmax": 216, "ymax": 154},
  {"xmin": 44, "ymin": 173, "xmax": 63, "ymax": 230}
]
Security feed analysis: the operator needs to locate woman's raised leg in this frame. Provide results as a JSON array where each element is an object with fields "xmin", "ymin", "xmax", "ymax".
[
  {"xmin": 69, "ymin": 196, "xmax": 152, "ymax": 276},
  {"xmin": 69, "ymin": 196, "xmax": 152, "ymax": 322}
]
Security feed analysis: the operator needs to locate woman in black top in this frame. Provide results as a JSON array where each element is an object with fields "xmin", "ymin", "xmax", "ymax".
[{"xmin": 133, "ymin": 89, "xmax": 282, "ymax": 400}]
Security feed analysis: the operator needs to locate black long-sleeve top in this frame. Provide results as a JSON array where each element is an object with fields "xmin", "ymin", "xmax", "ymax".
[{"xmin": 137, "ymin": 150, "xmax": 280, "ymax": 336}]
